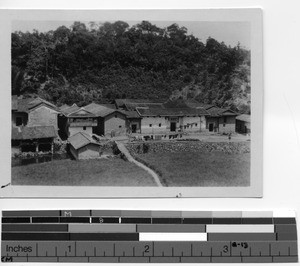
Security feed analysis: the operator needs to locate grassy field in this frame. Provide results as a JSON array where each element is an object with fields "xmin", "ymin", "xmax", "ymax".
[
  {"xmin": 11, "ymin": 158, "xmax": 156, "ymax": 186},
  {"xmin": 135, "ymin": 151, "xmax": 250, "ymax": 187}
]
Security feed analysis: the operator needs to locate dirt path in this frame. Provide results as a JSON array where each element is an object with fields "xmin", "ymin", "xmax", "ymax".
[{"xmin": 115, "ymin": 142, "xmax": 163, "ymax": 187}]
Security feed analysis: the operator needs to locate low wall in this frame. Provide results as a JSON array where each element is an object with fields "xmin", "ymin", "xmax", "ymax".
[{"xmin": 126, "ymin": 141, "xmax": 250, "ymax": 155}]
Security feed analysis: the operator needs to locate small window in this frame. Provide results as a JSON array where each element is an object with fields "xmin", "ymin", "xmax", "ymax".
[
  {"xmin": 223, "ymin": 124, "xmax": 226, "ymax": 127},
  {"xmin": 119, "ymin": 125, "xmax": 122, "ymax": 128},
  {"xmin": 195, "ymin": 123, "xmax": 198, "ymax": 127},
  {"xmin": 224, "ymin": 116, "xmax": 227, "ymax": 123},
  {"xmin": 159, "ymin": 123, "xmax": 161, "ymax": 127},
  {"xmin": 16, "ymin": 117, "xmax": 23, "ymax": 126},
  {"xmin": 83, "ymin": 126, "xmax": 86, "ymax": 130},
  {"xmin": 115, "ymin": 114, "xmax": 117, "ymax": 118},
  {"xmin": 149, "ymin": 124, "xmax": 152, "ymax": 127}
]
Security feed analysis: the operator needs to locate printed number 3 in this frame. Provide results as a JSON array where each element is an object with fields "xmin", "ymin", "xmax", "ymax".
[{"xmin": 223, "ymin": 245, "xmax": 229, "ymax": 253}]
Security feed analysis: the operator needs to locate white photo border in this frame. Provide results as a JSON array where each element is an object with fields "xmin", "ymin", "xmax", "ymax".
[{"xmin": 0, "ymin": 8, "xmax": 263, "ymax": 198}]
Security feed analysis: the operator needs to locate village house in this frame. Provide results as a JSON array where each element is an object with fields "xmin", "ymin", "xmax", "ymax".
[
  {"xmin": 59, "ymin": 104, "xmax": 97, "ymax": 137},
  {"xmin": 59, "ymin": 103, "xmax": 128, "ymax": 138},
  {"xmin": 12, "ymin": 126, "xmax": 57, "ymax": 153},
  {"xmin": 84, "ymin": 103, "xmax": 127, "ymax": 137},
  {"xmin": 135, "ymin": 107, "xmax": 208, "ymax": 134},
  {"xmin": 12, "ymin": 95, "xmax": 241, "ymax": 155},
  {"xmin": 12, "ymin": 95, "xmax": 60, "ymax": 129},
  {"xmin": 236, "ymin": 114, "xmax": 251, "ymax": 134},
  {"xmin": 114, "ymin": 99, "xmax": 163, "ymax": 134},
  {"xmin": 11, "ymin": 96, "xmax": 60, "ymax": 152},
  {"xmin": 68, "ymin": 132, "xmax": 101, "ymax": 160},
  {"xmin": 114, "ymin": 98, "xmax": 239, "ymax": 135},
  {"xmin": 205, "ymin": 106, "xmax": 237, "ymax": 133}
]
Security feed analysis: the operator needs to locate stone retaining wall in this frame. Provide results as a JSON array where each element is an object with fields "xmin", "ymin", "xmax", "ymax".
[{"xmin": 126, "ymin": 141, "xmax": 250, "ymax": 155}]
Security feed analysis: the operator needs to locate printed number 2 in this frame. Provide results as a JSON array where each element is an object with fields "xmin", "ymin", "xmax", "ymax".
[
  {"xmin": 144, "ymin": 245, "xmax": 150, "ymax": 253},
  {"xmin": 223, "ymin": 245, "xmax": 229, "ymax": 253}
]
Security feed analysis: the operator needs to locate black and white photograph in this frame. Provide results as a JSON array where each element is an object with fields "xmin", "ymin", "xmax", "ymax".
[{"xmin": 1, "ymin": 9, "xmax": 263, "ymax": 197}]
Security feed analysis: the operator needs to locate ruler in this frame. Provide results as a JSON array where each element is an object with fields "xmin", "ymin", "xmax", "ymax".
[{"xmin": 1, "ymin": 210, "xmax": 298, "ymax": 263}]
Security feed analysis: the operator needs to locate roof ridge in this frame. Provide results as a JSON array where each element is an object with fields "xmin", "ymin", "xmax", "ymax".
[{"xmin": 79, "ymin": 131, "xmax": 92, "ymax": 142}]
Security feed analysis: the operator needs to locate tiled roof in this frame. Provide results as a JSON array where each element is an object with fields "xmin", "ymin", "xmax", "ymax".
[
  {"xmin": 99, "ymin": 103, "xmax": 116, "ymax": 109},
  {"xmin": 67, "ymin": 107, "xmax": 96, "ymax": 118},
  {"xmin": 68, "ymin": 132, "xmax": 100, "ymax": 150},
  {"xmin": 12, "ymin": 126, "xmax": 57, "ymax": 140},
  {"xmin": 185, "ymin": 100, "xmax": 214, "ymax": 109},
  {"xmin": 61, "ymin": 104, "xmax": 80, "ymax": 115},
  {"xmin": 236, "ymin": 114, "xmax": 250, "ymax": 123},
  {"xmin": 136, "ymin": 107, "xmax": 209, "ymax": 117},
  {"xmin": 124, "ymin": 110, "xmax": 141, "ymax": 119},
  {"xmin": 84, "ymin": 103, "xmax": 126, "ymax": 117},
  {"xmin": 207, "ymin": 106, "xmax": 237, "ymax": 117},
  {"xmin": 125, "ymin": 102, "xmax": 163, "ymax": 111},
  {"xmin": 12, "ymin": 96, "xmax": 59, "ymax": 113},
  {"xmin": 115, "ymin": 99, "xmax": 164, "ymax": 110}
]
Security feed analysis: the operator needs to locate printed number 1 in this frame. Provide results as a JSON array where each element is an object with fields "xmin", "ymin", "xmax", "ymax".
[{"xmin": 68, "ymin": 246, "xmax": 71, "ymax": 252}]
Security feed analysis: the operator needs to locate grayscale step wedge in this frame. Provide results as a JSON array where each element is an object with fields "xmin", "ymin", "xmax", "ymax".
[{"xmin": 1, "ymin": 210, "xmax": 298, "ymax": 263}]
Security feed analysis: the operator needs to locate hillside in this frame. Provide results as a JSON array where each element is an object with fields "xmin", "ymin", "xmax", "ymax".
[{"xmin": 11, "ymin": 21, "xmax": 250, "ymax": 113}]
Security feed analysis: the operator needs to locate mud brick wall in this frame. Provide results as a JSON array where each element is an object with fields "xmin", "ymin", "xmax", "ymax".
[{"xmin": 28, "ymin": 106, "xmax": 58, "ymax": 129}]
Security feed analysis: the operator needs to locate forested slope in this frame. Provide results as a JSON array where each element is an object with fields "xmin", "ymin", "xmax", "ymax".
[{"xmin": 11, "ymin": 21, "xmax": 251, "ymax": 113}]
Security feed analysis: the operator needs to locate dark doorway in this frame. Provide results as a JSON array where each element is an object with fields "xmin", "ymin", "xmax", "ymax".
[
  {"xmin": 131, "ymin": 124, "xmax": 137, "ymax": 133},
  {"xmin": 209, "ymin": 123, "xmax": 214, "ymax": 132},
  {"xmin": 16, "ymin": 117, "xmax": 23, "ymax": 126},
  {"xmin": 170, "ymin": 122, "xmax": 176, "ymax": 132}
]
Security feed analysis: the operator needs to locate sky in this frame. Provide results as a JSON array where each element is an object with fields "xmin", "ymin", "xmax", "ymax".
[{"xmin": 12, "ymin": 20, "xmax": 251, "ymax": 49}]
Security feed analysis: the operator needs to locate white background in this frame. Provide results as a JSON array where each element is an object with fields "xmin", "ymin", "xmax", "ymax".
[{"xmin": 0, "ymin": 0, "xmax": 300, "ymax": 265}]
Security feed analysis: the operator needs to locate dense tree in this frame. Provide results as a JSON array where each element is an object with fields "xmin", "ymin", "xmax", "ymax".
[{"xmin": 11, "ymin": 21, "xmax": 250, "ymax": 113}]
